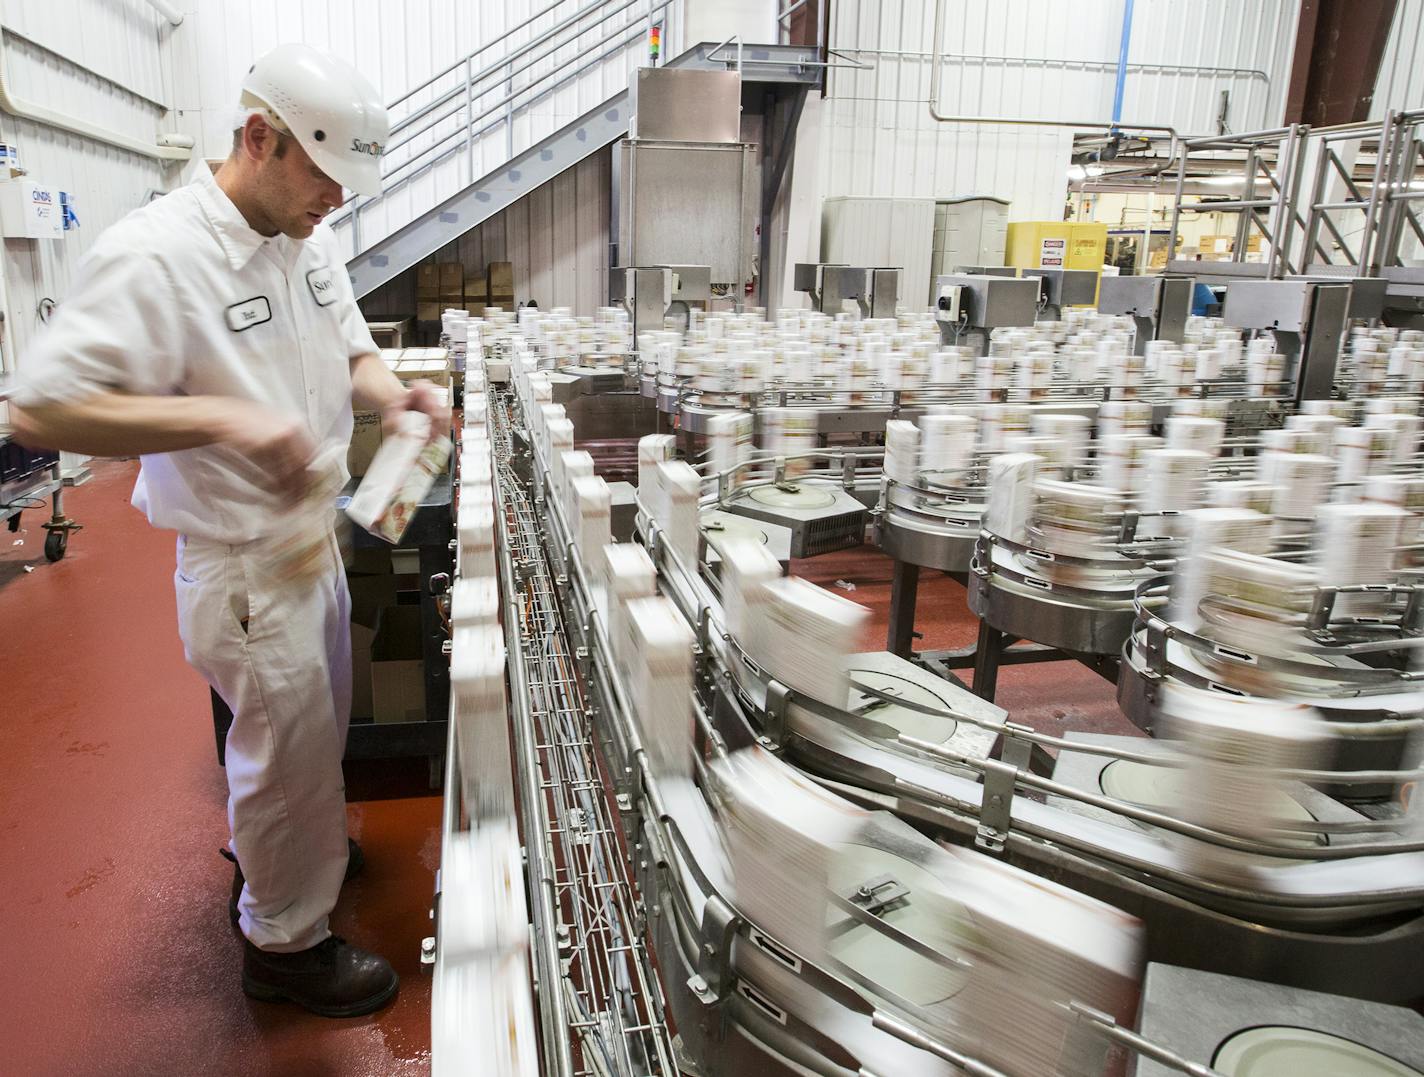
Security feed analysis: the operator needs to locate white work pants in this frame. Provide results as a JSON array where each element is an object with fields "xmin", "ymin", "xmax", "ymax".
[{"xmin": 175, "ymin": 531, "xmax": 352, "ymax": 953}]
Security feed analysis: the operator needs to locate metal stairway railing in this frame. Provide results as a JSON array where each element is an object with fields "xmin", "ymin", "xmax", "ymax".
[{"xmin": 330, "ymin": 0, "xmax": 670, "ymax": 260}]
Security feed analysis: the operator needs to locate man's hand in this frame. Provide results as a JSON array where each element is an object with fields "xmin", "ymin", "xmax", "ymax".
[
  {"xmin": 382, "ymin": 379, "xmax": 451, "ymax": 441},
  {"xmin": 216, "ymin": 401, "xmax": 320, "ymax": 499}
]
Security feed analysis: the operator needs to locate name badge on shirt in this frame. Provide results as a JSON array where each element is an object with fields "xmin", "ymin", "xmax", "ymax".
[
  {"xmin": 306, "ymin": 267, "xmax": 338, "ymax": 307},
  {"xmin": 225, "ymin": 296, "xmax": 272, "ymax": 332}
]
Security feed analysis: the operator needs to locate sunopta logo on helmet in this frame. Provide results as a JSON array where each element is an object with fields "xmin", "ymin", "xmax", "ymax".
[{"xmin": 351, "ymin": 138, "xmax": 383, "ymax": 157}]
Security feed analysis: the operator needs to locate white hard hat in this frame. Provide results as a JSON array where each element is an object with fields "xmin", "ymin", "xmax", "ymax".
[{"xmin": 239, "ymin": 43, "xmax": 389, "ymax": 197}]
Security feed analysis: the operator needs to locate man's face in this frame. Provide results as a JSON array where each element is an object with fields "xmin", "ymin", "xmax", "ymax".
[{"xmin": 254, "ymin": 131, "xmax": 345, "ymax": 240}]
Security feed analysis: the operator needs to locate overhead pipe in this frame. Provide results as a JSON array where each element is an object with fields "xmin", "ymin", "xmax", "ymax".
[
  {"xmin": 0, "ymin": 41, "xmax": 191, "ymax": 162},
  {"xmin": 926, "ymin": 0, "xmax": 1179, "ymax": 169}
]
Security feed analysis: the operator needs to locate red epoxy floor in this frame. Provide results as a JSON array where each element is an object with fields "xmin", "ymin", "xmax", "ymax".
[
  {"xmin": 0, "ymin": 461, "xmax": 1136, "ymax": 1076},
  {"xmin": 0, "ymin": 460, "xmax": 438, "ymax": 1077}
]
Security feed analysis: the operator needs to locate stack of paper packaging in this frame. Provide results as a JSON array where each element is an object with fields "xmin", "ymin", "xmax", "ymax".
[
  {"xmin": 1364, "ymin": 410, "xmax": 1421, "ymax": 465},
  {"xmin": 743, "ymin": 576, "xmax": 869, "ymax": 710},
  {"xmin": 1032, "ymin": 479, "xmax": 1125, "ymax": 556},
  {"xmin": 882, "ymin": 419, "xmax": 921, "ymax": 485},
  {"xmin": 1004, "ymin": 434, "xmax": 1068, "ymax": 479},
  {"xmin": 1300, "ymin": 398, "xmax": 1356, "ymax": 421},
  {"xmin": 705, "ymin": 410, "xmax": 753, "ymax": 487},
  {"xmin": 711, "ymin": 746, "xmax": 874, "ymax": 969},
  {"xmin": 717, "ymin": 535, "xmax": 782, "ymax": 642},
  {"xmin": 1097, "ymin": 433, "xmax": 1162, "ymax": 495},
  {"xmin": 458, "ymin": 503, "xmax": 497, "ymax": 578},
  {"xmin": 1138, "ymin": 448, "xmax": 1210, "ymax": 537},
  {"xmin": 1261, "ymin": 452, "xmax": 1334, "ymax": 519},
  {"xmin": 978, "ymin": 403, "xmax": 1030, "ymax": 453},
  {"xmin": 1164, "ymin": 415, "xmax": 1225, "ymax": 457},
  {"xmin": 450, "ymin": 576, "xmax": 499, "ymax": 629},
  {"xmin": 919, "ymin": 841, "xmax": 1144, "ymax": 1077},
  {"xmin": 1208, "ymin": 479, "xmax": 1276, "ymax": 515},
  {"xmin": 1159, "ymin": 686, "xmax": 1330, "ymax": 886},
  {"xmin": 637, "ymin": 433, "xmax": 677, "ymax": 523},
  {"xmin": 918, "ymin": 413, "xmax": 978, "ymax": 477},
  {"xmin": 1335, "ymin": 424, "xmax": 1398, "ymax": 487},
  {"xmin": 545, "ymin": 418, "xmax": 574, "ymax": 483},
  {"xmin": 1170, "ymin": 508, "xmax": 1271, "ymax": 628},
  {"xmin": 431, "ymin": 818, "xmax": 538, "ymax": 1077},
  {"xmin": 614, "ymin": 596, "xmax": 696, "ymax": 783},
  {"xmin": 1314, "ymin": 502, "xmax": 1408, "ymax": 616},
  {"xmin": 713, "ymin": 746, "xmax": 1144, "ymax": 1077},
  {"xmin": 761, "ymin": 406, "xmax": 818, "ymax": 477},
  {"xmin": 653, "ymin": 459, "xmax": 702, "ymax": 566},
  {"xmin": 1245, "ymin": 339, "xmax": 1284, "ymax": 394},
  {"xmin": 1365, "ymin": 474, "xmax": 1424, "ymax": 568},
  {"xmin": 450, "ymin": 624, "xmax": 512, "ymax": 820},
  {"xmin": 570, "ymin": 475, "xmax": 612, "ymax": 558},
  {"xmin": 1096, "ymin": 399, "xmax": 1152, "ymax": 439},
  {"xmin": 984, "ymin": 453, "xmax": 1040, "ymax": 543},
  {"xmin": 601, "ymin": 542, "xmax": 658, "ymax": 659},
  {"xmin": 1031, "ymin": 412, "xmax": 1090, "ymax": 473},
  {"xmin": 553, "ymin": 449, "xmax": 593, "ymax": 526}
]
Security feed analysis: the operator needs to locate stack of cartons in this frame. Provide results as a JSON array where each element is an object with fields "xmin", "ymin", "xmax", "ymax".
[
  {"xmin": 487, "ymin": 260, "xmax": 514, "ymax": 312},
  {"xmin": 416, "ymin": 262, "xmax": 465, "ymax": 323}
]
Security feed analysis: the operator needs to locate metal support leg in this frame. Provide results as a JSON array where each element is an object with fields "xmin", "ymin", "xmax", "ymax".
[
  {"xmin": 972, "ymin": 620, "xmax": 1004, "ymax": 702},
  {"xmin": 886, "ymin": 559, "xmax": 920, "ymax": 658}
]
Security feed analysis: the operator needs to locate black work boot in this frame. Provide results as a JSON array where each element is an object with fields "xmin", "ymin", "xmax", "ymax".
[
  {"xmin": 223, "ymin": 839, "xmax": 365, "ymax": 926},
  {"xmin": 242, "ymin": 936, "xmax": 398, "ymax": 1018}
]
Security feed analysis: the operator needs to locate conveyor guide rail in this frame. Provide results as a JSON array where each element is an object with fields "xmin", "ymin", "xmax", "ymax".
[{"xmin": 488, "ymin": 384, "xmax": 676, "ymax": 1077}]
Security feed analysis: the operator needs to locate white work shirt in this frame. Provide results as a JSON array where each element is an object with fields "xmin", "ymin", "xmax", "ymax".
[{"xmin": 14, "ymin": 168, "xmax": 376, "ymax": 543}]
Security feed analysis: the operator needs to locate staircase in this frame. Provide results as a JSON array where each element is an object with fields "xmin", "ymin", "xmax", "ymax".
[{"xmin": 331, "ymin": 0, "xmax": 825, "ymax": 299}]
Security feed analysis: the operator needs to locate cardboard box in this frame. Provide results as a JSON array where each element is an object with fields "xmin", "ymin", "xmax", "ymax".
[
  {"xmin": 348, "ymin": 572, "xmax": 400, "ymax": 621},
  {"xmin": 350, "ymin": 620, "xmax": 377, "ymax": 720},
  {"xmin": 440, "ymin": 262, "xmax": 464, "ymax": 293},
  {"xmin": 417, "ymin": 301, "xmax": 442, "ymax": 323},
  {"xmin": 465, "ymin": 275, "xmax": 487, "ymax": 304},
  {"xmin": 347, "ymin": 547, "xmax": 393, "ymax": 577},
  {"xmin": 348, "ymin": 410, "xmax": 383, "ymax": 478},
  {"xmin": 371, "ymin": 605, "xmax": 426, "ymax": 723},
  {"xmin": 488, "ymin": 261, "xmax": 513, "ymax": 295},
  {"xmin": 417, "ymin": 264, "xmax": 440, "ymax": 297}
]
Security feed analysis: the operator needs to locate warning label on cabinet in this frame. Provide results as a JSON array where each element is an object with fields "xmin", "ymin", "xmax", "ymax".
[{"xmin": 1040, "ymin": 237, "xmax": 1066, "ymax": 267}]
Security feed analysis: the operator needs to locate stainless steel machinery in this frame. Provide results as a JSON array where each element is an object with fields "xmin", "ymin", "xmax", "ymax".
[
  {"xmin": 615, "ymin": 264, "xmax": 713, "ymax": 336},
  {"xmin": 1097, "ymin": 274, "xmax": 1195, "ymax": 354},
  {"xmin": 1222, "ymin": 279, "xmax": 1352, "ymax": 402},
  {"xmin": 793, "ymin": 262, "xmax": 902, "ymax": 318},
  {"xmin": 932, "ymin": 272, "xmax": 1040, "ymax": 351}
]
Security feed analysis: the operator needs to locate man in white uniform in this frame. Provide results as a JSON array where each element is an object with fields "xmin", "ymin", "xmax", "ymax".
[{"xmin": 10, "ymin": 45, "xmax": 445, "ymax": 1017}]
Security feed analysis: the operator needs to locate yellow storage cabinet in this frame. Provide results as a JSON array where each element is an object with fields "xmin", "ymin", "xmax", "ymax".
[{"xmin": 1006, "ymin": 221, "xmax": 1108, "ymax": 301}]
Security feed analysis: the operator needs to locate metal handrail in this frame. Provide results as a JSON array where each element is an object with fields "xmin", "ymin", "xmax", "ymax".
[
  {"xmin": 332, "ymin": 0, "xmax": 665, "ymax": 242},
  {"xmin": 384, "ymin": 0, "xmax": 649, "ymax": 154}
]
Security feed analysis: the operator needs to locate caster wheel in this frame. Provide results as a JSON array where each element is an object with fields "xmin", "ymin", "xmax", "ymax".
[{"xmin": 44, "ymin": 530, "xmax": 67, "ymax": 562}]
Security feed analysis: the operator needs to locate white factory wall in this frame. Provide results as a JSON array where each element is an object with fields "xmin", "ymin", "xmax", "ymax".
[
  {"xmin": 0, "ymin": 5, "xmax": 183, "ymax": 438},
  {"xmin": 1371, "ymin": 0, "xmax": 1424, "ymax": 118},
  {"xmin": 779, "ymin": 0, "xmax": 1301, "ymax": 305},
  {"xmin": 165, "ymin": 0, "xmax": 656, "ymax": 259}
]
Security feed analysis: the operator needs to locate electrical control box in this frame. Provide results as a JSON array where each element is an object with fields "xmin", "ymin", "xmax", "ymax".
[{"xmin": 0, "ymin": 180, "xmax": 64, "ymax": 239}]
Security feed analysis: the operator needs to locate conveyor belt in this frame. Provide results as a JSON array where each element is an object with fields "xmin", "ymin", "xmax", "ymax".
[{"xmin": 488, "ymin": 385, "xmax": 677, "ymax": 1077}]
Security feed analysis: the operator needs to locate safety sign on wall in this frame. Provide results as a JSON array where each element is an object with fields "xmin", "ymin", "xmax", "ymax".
[{"xmin": 1039, "ymin": 237, "xmax": 1066, "ymax": 267}]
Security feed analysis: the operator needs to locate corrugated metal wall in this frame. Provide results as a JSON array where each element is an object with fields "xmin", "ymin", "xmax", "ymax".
[
  {"xmin": 359, "ymin": 148, "xmax": 611, "ymax": 319},
  {"xmin": 1372, "ymin": 0, "xmax": 1424, "ymax": 119},
  {"xmin": 0, "ymin": 4, "xmax": 179, "ymax": 434},
  {"xmin": 812, "ymin": 0, "xmax": 1300, "ymax": 227}
]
